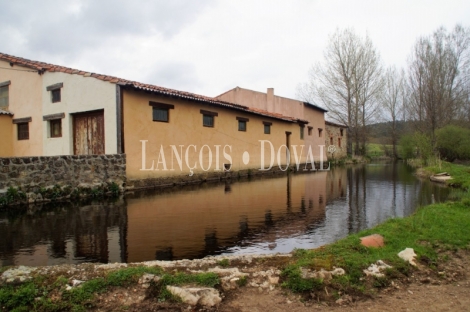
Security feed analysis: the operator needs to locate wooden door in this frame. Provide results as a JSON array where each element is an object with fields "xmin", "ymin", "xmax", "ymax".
[{"xmin": 73, "ymin": 110, "xmax": 105, "ymax": 155}]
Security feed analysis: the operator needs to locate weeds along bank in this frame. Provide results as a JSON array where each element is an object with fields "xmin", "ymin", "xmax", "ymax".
[{"xmin": 0, "ymin": 162, "xmax": 469, "ymax": 310}]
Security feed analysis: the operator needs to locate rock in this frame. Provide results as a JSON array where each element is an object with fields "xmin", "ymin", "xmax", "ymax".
[
  {"xmin": 268, "ymin": 276, "xmax": 279, "ymax": 284},
  {"xmin": 72, "ymin": 279, "xmax": 85, "ymax": 287},
  {"xmin": 363, "ymin": 260, "xmax": 392, "ymax": 277},
  {"xmin": 166, "ymin": 286, "xmax": 221, "ymax": 307},
  {"xmin": 138, "ymin": 273, "xmax": 156, "ymax": 289},
  {"xmin": 138, "ymin": 273, "xmax": 155, "ymax": 284},
  {"xmin": 398, "ymin": 248, "xmax": 417, "ymax": 266},
  {"xmin": 1, "ymin": 266, "xmax": 35, "ymax": 284},
  {"xmin": 360, "ymin": 234, "xmax": 384, "ymax": 248},
  {"xmin": 300, "ymin": 267, "xmax": 346, "ymax": 281}
]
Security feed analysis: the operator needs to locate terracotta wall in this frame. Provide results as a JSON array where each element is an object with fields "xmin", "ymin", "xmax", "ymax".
[
  {"xmin": 0, "ymin": 115, "xmax": 13, "ymax": 157},
  {"xmin": 123, "ymin": 89, "xmax": 314, "ymax": 182},
  {"xmin": 216, "ymin": 87, "xmax": 327, "ymax": 162},
  {"xmin": 0, "ymin": 60, "xmax": 43, "ymax": 156}
]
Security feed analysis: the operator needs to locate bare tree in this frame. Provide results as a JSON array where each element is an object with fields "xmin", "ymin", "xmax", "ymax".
[
  {"xmin": 380, "ymin": 67, "xmax": 405, "ymax": 158},
  {"xmin": 297, "ymin": 28, "xmax": 383, "ymax": 155},
  {"xmin": 407, "ymin": 24, "xmax": 470, "ymax": 149}
]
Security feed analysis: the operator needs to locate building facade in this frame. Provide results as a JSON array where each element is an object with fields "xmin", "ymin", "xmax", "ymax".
[
  {"xmin": 325, "ymin": 121, "xmax": 348, "ymax": 159},
  {"xmin": 216, "ymin": 87, "xmax": 328, "ymax": 163},
  {"xmin": 0, "ymin": 53, "xmax": 327, "ymax": 188}
]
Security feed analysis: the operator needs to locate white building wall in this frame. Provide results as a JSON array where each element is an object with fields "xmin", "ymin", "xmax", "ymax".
[{"xmin": 42, "ymin": 72, "xmax": 117, "ymax": 155}]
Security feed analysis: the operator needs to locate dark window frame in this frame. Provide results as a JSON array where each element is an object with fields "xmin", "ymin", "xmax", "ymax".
[
  {"xmin": 318, "ymin": 128, "xmax": 323, "ymax": 137},
  {"xmin": 0, "ymin": 81, "xmax": 10, "ymax": 108},
  {"xmin": 17, "ymin": 123, "xmax": 29, "ymax": 140},
  {"xmin": 263, "ymin": 121, "xmax": 272, "ymax": 134},
  {"xmin": 47, "ymin": 83, "xmax": 63, "ymax": 103},
  {"xmin": 200, "ymin": 109, "xmax": 218, "ymax": 128},
  {"xmin": 308, "ymin": 126, "xmax": 313, "ymax": 136},
  {"xmin": 236, "ymin": 117, "xmax": 249, "ymax": 132},
  {"xmin": 238, "ymin": 120, "xmax": 246, "ymax": 131},
  {"xmin": 50, "ymin": 119, "xmax": 62, "ymax": 138},
  {"xmin": 51, "ymin": 89, "xmax": 61, "ymax": 103},
  {"xmin": 149, "ymin": 101, "xmax": 174, "ymax": 123}
]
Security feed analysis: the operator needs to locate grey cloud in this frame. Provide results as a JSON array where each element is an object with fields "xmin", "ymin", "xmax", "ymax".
[
  {"xmin": 145, "ymin": 61, "xmax": 202, "ymax": 92},
  {"xmin": 1, "ymin": 0, "xmax": 214, "ymax": 57}
]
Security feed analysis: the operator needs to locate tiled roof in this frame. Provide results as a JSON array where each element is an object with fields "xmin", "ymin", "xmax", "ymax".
[
  {"xmin": 325, "ymin": 120, "xmax": 347, "ymax": 128},
  {"xmin": 0, "ymin": 109, "xmax": 13, "ymax": 116},
  {"xmin": 0, "ymin": 52, "xmax": 304, "ymax": 124}
]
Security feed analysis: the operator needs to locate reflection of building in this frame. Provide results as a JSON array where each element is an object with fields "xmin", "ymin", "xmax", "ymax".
[
  {"xmin": 0, "ymin": 201, "xmax": 127, "ymax": 266},
  {"xmin": 325, "ymin": 121, "xmax": 347, "ymax": 158},
  {"xmin": 326, "ymin": 168, "xmax": 347, "ymax": 202},
  {"xmin": 125, "ymin": 172, "xmax": 328, "ymax": 261}
]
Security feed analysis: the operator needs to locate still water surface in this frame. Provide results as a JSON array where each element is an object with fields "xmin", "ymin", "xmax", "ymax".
[{"xmin": 0, "ymin": 162, "xmax": 452, "ymax": 266}]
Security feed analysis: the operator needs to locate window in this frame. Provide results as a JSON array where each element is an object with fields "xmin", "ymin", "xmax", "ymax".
[
  {"xmin": 153, "ymin": 108, "xmax": 169, "ymax": 122},
  {"xmin": 51, "ymin": 89, "xmax": 61, "ymax": 103},
  {"xmin": 17, "ymin": 123, "xmax": 29, "ymax": 140},
  {"xmin": 340, "ymin": 129, "xmax": 344, "ymax": 136},
  {"xmin": 200, "ymin": 109, "xmax": 218, "ymax": 127},
  {"xmin": 318, "ymin": 128, "xmax": 323, "ymax": 137},
  {"xmin": 238, "ymin": 120, "xmax": 246, "ymax": 131},
  {"xmin": 149, "ymin": 101, "xmax": 174, "ymax": 122},
  {"xmin": 203, "ymin": 115, "xmax": 214, "ymax": 127},
  {"xmin": 263, "ymin": 121, "xmax": 272, "ymax": 134},
  {"xmin": 236, "ymin": 117, "xmax": 249, "ymax": 131},
  {"xmin": 13, "ymin": 117, "xmax": 32, "ymax": 140},
  {"xmin": 308, "ymin": 126, "xmax": 313, "ymax": 136},
  {"xmin": 0, "ymin": 81, "xmax": 10, "ymax": 108},
  {"xmin": 50, "ymin": 119, "xmax": 62, "ymax": 137},
  {"xmin": 338, "ymin": 138, "xmax": 342, "ymax": 148},
  {"xmin": 46, "ymin": 83, "xmax": 63, "ymax": 103},
  {"xmin": 330, "ymin": 137, "xmax": 333, "ymax": 145},
  {"xmin": 300, "ymin": 126, "xmax": 304, "ymax": 140}
]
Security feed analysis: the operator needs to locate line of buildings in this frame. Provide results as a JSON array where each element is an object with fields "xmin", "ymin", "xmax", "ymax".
[{"xmin": 0, "ymin": 52, "xmax": 347, "ymax": 187}]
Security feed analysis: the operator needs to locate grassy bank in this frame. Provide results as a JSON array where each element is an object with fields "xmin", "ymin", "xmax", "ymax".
[{"xmin": 282, "ymin": 161, "xmax": 470, "ymax": 296}]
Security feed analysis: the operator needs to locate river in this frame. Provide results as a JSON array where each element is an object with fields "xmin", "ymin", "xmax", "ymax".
[{"xmin": 0, "ymin": 162, "xmax": 451, "ymax": 266}]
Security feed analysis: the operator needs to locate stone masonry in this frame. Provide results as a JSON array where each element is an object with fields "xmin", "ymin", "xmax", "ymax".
[{"xmin": 0, "ymin": 154, "xmax": 126, "ymax": 193}]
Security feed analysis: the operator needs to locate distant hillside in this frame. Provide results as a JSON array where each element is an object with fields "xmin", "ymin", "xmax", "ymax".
[{"xmin": 366, "ymin": 120, "xmax": 413, "ymax": 144}]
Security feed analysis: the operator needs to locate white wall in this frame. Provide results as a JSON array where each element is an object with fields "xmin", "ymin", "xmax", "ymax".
[{"xmin": 42, "ymin": 72, "xmax": 117, "ymax": 155}]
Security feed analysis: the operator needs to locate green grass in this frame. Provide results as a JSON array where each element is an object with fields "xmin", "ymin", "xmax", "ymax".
[
  {"xmin": 366, "ymin": 143, "xmax": 394, "ymax": 158},
  {"xmin": 0, "ymin": 265, "xmax": 219, "ymax": 311},
  {"xmin": 216, "ymin": 258, "xmax": 230, "ymax": 267},
  {"xmin": 425, "ymin": 161, "xmax": 470, "ymax": 190},
  {"xmin": 282, "ymin": 174, "xmax": 470, "ymax": 294}
]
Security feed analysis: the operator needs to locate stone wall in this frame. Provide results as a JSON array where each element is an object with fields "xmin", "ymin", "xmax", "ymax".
[
  {"xmin": 0, "ymin": 154, "xmax": 126, "ymax": 193},
  {"xmin": 325, "ymin": 123, "xmax": 348, "ymax": 159}
]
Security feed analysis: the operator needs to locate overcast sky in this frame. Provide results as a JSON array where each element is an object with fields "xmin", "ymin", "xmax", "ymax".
[{"xmin": 1, "ymin": 0, "xmax": 469, "ymax": 100}]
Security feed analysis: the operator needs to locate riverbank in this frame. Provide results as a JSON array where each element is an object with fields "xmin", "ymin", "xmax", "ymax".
[{"xmin": 1, "ymin": 161, "xmax": 468, "ymax": 311}]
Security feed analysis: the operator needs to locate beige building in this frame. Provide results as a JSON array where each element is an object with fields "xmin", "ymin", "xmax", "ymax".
[
  {"xmin": 325, "ymin": 121, "xmax": 348, "ymax": 159},
  {"xmin": 0, "ymin": 53, "xmax": 328, "ymax": 186},
  {"xmin": 121, "ymin": 86, "xmax": 312, "ymax": 183},
  {"xmin": 216, "ymin": 87, "xmax": 328, "ymax": 163},
  {"xmin": 0, "ymin": 53, "xmax": 118, "ymax": 157}
]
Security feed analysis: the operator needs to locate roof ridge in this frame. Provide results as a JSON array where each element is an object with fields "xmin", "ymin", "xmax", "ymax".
[{"xmin": 0, "ymin": 52, "xmax": 302, "ymax": 123}]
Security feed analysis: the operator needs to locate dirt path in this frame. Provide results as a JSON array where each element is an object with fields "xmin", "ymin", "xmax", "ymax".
[
  {"xmin": 221, "ymin": 279, "xmax": 470, "ymax": 312},
  {"xmin": 220, "ymin": 250, "xmax": 470, "ymax": 312}
]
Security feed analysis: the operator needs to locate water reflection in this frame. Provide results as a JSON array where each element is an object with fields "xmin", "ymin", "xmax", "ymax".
[{"xmin": 0, "ymin": 162, "xmax": 452, "ymax": 266}]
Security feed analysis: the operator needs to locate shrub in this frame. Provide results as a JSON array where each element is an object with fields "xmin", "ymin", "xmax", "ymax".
[{"xmin": 436, "ymin": 125, "xmax": 470, "ymax": 161}]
